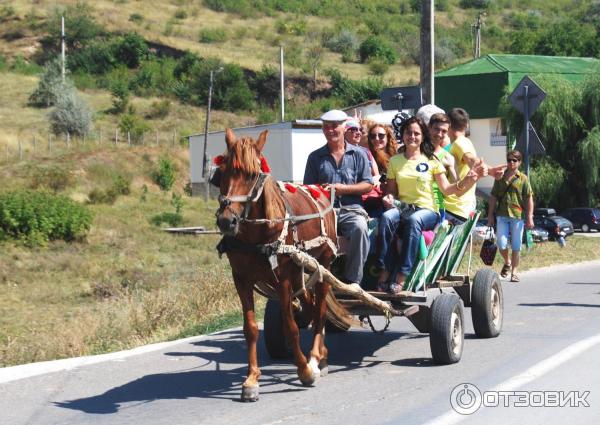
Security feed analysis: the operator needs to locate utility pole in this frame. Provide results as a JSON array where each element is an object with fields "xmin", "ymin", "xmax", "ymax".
[
  {"xmin": 61, "ymin": 16, "xmax": 66, "ymax": 82},
  {"xmin": 280, "ymin": 46, "xmax": 285, "ymax": 122},
  {"xmin": 202, "ymin": 67, "xmax": 223, "ymax": 179},
  {"xmin": 472, "ymin": 12, "xmax": 485, "ymax": 59},
  {"xmin": 420, "ymin": 0, "xmax": 434, "ymax": 104}
]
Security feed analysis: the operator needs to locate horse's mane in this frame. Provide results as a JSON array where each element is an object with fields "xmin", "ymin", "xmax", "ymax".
[{"xmin": 226, "ymin": 137, "xmax": 284, "ymax": 223}]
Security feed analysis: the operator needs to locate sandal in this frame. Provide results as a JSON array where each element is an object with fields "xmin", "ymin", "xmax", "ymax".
[
  {"xmin": 500, "ymin": 264, "xmax": 511, "ymax": 278},
  {"xmin": 510, "ymin": 273, "xmax": 520, "ymax": 283}
]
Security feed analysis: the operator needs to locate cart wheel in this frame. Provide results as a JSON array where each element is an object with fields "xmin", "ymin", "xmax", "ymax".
[
  {"xmin": 429, "ymin": 293, "xmax": 464, "ymax": 364},
  {"xmin": 471, "ymin": 269, "xmax": 503, "ymax": 338},
  {"xmin": 264, "ymin": 299, "xmax": 292, "ymax": 359}
]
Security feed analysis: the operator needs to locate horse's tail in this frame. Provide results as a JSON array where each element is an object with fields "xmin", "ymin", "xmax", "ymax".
[{"xmin": 325, "ymin": 291, "xmax": 359, "ymax": 330}]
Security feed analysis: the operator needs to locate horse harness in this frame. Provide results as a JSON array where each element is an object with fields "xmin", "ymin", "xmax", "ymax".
[{"xmin": 216, "ymin": 172, "xmax": 338, "ymax": 290}]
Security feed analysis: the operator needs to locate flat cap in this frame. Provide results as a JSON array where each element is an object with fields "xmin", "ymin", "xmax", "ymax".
[{"xmin": 320, "ymin": 109, "xmax": 348, "ymax": 122}]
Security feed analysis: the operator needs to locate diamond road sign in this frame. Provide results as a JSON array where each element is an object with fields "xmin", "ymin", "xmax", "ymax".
[
  {"xmin": 516, "ymin": 122, "xmax": 546, "ymax": 155},
  {"xmin": 508, "ymin": 75, "xmax": 546, "ymax": 115}
]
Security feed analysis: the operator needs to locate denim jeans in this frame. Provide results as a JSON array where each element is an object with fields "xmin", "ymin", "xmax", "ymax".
[
  {"xmin": 375, "ymin": 207, "xmax": 401, "ymax": 270},
  {"xmin": 388, "ymin": 208, "xmax": 439, "ymax": 276},
  {"xmin": 496, "ymin": 215, "xmax": 524, "ymax": 252}
]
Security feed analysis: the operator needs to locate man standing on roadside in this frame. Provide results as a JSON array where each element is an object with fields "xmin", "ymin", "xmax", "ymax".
[{"xmin": 304, "ymin": 110, "xmax": 373, "ymax": 284}]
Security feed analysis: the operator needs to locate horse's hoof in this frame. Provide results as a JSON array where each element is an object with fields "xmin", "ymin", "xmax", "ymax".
[
  {"xmin": 299, "ymin": 358, "xmax": 320, "ymax": 386},
  {"xmin": 241, "ymin": 385, "xmax": 259, "ymax": 402},
  {"xmin": 319, "ymin": 359, "xmax": 329, "ymax": 377}
]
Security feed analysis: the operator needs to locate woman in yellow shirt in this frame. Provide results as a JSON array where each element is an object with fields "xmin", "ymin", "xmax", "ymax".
[{"xmin": 377, "ymin": 116, "xmax": 482, "ymax": 293}]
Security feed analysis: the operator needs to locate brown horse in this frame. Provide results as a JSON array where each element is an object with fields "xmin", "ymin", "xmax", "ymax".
[{"xmin": 215, "ymin": 128, "xmax": 341, "ymax": 402}]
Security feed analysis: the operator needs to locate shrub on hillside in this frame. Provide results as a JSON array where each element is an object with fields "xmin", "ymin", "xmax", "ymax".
[
  {"xmin": 146, "ymin": 99, "xmax": 171, "ymax": 119},
  {"xmin": 30, "ymin": 165, "xmax": 74, "ymax": 193},
  {"xmin": 199, "ymin": 28, "xmax": 228, "ymax": 43},
  {"xmin": 129, "ymin": 13, "xmax": 144, "ymax": 24},
  {"xmin": 173, "ymin": 55, "xmax": 253, "ymax": 111},
  {"xmin": 327, "ymin": 69, "xmax": 383, "ymax": 106},
  {"xmin": 87, "ymin": 174, "xmax": 131, "ymax": 205},
  {"xmin": 119, "ymin": 111, "xmax": 150, "ymax": 143},
  {"xmin": 150, "ymin": 212, "xmax": 183, "ymax": 227},
  {"xmin": 324, "ymin": 28, "xmax": 359, "ymax": 55},
  {"xmin": 0, "ymin": 190, "xmax": 92, "ymax": 245},
  {"xmin": 49, "ymin": 88, "xmax": 93, "ymax": 137},
  {"xmin": 459, "ymin": 0, "xmax": 491, "ymax": 8},
  {"xmin": 152, "ymin": 158, "xmax": 176, "ymax": 191},
  {"xmin": 359, "ymin": 36, "xmax": 397, "ymax": 65}
]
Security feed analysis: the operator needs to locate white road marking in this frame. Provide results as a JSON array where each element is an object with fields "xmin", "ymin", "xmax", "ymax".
[
  {"xmin": 424, "ymin": 332, "xmax": 600, "ymax": 425},
  {"xmin": 0, "ymin": 328, "xmax": 241, "ymax": 384}
]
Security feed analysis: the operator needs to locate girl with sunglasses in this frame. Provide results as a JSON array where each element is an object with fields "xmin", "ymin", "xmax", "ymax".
[
  {"xmin": 367, "ymin": 124, "xmax": 398, "ymax": 176},
  {"xmin": 377, "ymin": 116, "xmax": 485, "ymax": 294},
  {"xmin": 486, "ymin": 150, "xmax": 534, "ymax": 283}
]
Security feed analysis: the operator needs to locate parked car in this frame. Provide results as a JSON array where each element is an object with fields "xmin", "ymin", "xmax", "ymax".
[
  {"xmin": 473, "ymin": 220, "xmax": 495, "ymax": 242},
  {"xmin": 561, "ymin": 208, "xmax": 600, "ymax": 232},
  {"xmin": 533, "ymin": 215, "xmax": 574, "ymax": 240},
  {"xmin": 533, "ymin": 207, "xmax": 556, "ymax": 217}
]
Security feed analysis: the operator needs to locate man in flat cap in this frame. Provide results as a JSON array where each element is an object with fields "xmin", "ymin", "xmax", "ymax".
[{"xmin": 304, "ymin": 109, "xmax": 373, "ymax": 284}]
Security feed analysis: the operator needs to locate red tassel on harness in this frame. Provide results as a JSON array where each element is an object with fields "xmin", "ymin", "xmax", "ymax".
[
  {"xmin": 305, "ymin": 185, "xmax": 321, "ymax": 199},
  {"xmin": 260, "ymin": 156, "xmax": 271, "ymax": 173},
  {"xmin": 317, "ymin": 184, "xmax": 331, "ymax": 200},
  {"xmin": 213, "ymin": 155, "xmax": 226, "ymax": 166},
  {"xmin": 284, "ymin": 183, "xmax": 297, "ymax": 193}
]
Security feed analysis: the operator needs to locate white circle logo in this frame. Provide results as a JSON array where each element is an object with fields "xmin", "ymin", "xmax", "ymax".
[{"xmin": 450, "ymin": 383, "xmax": 482, "ymax": 415}]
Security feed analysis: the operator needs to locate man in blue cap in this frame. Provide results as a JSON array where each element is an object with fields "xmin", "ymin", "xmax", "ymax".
[{"xmin": 304, "ymin": 109, "xmax": 373, "ymax": 284}]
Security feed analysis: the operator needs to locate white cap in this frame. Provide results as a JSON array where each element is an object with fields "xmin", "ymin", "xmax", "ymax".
[
  {"xmin": 320, "ymin": 109, "xmax": 348, "ymax": 122},
  {"xmin": 416, "ymin": 104, "xmax": 445, "ymax": 125}
]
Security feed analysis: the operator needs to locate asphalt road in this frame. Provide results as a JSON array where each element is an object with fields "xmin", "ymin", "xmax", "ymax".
[{"xmin": 2, "ymin": 261, "xmax": 600, "ymax": 425}]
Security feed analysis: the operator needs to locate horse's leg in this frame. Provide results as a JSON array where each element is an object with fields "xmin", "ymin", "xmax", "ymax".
[
  {"xmin": 277, "ymin": 271, "xmax": 317, "ymax": 386},
  {"xmin": 233, "ymin": 275, "xmax": 261, "ymax": 402},
  {"xmin": 309, "ymin": 257, "xmax": 332, "ymax": 377}
]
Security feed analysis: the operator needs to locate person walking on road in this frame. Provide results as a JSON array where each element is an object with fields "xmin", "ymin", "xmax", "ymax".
[{"xmin": 487, "ymin": 150, "xmax": 534, "ymax": 282}]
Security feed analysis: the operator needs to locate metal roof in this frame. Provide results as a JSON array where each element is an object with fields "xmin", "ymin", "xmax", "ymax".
[{"xmin": 435, "ymin": 54, "xmax": 600, "ymax": 119}]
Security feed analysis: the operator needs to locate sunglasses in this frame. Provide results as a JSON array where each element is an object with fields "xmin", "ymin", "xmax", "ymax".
[
  {"xmin": 507, "ymin": 158, "xmax": 519, "ymax": 163},
  {"xmin": 370, "ymin": 133, "xmax": 386, "ymax": 140},
  {"xmin": 347, "ymin": 127, "xmax": 362, "ymax": 133}
]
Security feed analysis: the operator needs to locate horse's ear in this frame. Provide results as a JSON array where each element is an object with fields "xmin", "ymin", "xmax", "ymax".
[
  {"xmin": 256, "ymin": 130, "xmax": 269, "ymax": 152},
  {"xmin": 225, "ymin": 128, "xmax": 236, "ymax": 150}
]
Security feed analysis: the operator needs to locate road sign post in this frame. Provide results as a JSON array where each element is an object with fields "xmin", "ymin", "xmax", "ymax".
[{"xmin": 508, "ymin": 76, "xmax": 546, "ymax": 175}]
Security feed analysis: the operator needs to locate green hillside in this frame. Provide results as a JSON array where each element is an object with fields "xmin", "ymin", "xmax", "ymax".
[{"xmin": 1, "ymin": 0, "xmax": 598, "ymax": 148}]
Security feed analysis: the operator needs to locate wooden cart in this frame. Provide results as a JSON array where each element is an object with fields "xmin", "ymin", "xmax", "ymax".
[{"xmin": 263, "ymin": 212, "xmax": 504, "ymax": 365}]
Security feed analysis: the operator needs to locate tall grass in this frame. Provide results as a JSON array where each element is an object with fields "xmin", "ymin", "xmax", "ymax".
[{"xmin": 0, "ymin": 145, "xmax": 266, "ymax": 367}]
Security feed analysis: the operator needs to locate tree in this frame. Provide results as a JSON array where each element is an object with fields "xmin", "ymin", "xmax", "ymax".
[
  {"xmin": 306, "ymin": 44, "xmax": 324, "ymax": 91},
  {"xmin": 29, "ymin": 57, "xmax": 73, "ymax": 107},
  {"xmin": 533, "ymin": 19, "xmax": 598, "ymax": 57},
  {"xmin": 49, "ymin": 88, "xmax": 93, "ymax": 137},
  {"xmin": 45, "ymin": 3, "xmax": 103, "ymax": 51},
  {"xmin": 114, "ymin": 33, "xmax": 148, "ymax": 68}
]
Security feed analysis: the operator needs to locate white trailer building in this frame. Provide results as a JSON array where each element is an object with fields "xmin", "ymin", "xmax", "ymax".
[{"xmin": 188, "ymin": 120, "xmax": 325, "ymax": 195}]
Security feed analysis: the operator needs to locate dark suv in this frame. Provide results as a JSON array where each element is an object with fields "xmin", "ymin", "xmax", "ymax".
[
  {"xmin": 533, "ymin": 215, "xmax": 574, "ymax": 240},
  {"xmin": 561, "ymin": 208, "xmax": 600, "ymax": 232}
]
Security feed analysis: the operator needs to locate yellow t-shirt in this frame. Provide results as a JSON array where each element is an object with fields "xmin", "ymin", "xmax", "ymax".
[
  {"xmin": 388, "ymin": 153, "xmax": 444, "ymax": 211},
  {"xmin": 445, "ymin": 135, "xmax": 476, "ymax": 218}
]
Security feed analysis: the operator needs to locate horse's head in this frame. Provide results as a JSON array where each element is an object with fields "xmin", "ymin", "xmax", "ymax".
[{"xmin": 216, "ymin": 128, "xmax": 269, "ymax": 236}]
